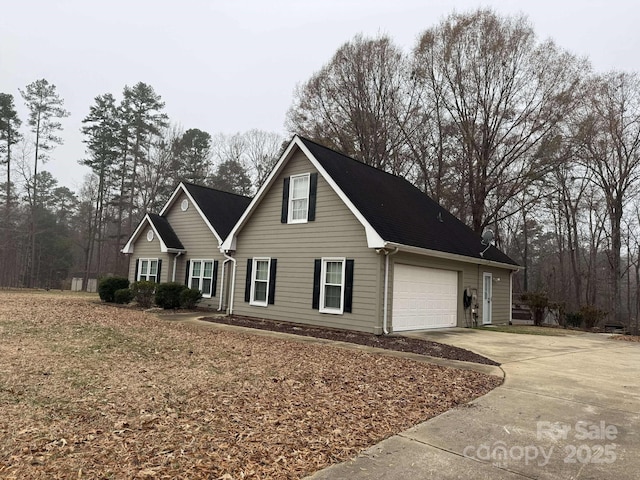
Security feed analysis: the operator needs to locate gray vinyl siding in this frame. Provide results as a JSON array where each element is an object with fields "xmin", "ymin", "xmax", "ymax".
[
  {"xmin": 126, "ymin": 232, "xmax": 170, "ymax": 283},
  {"xmin": 480, "ymin": 266, "xmax": 512, "ymax": 325},
  {"xmin": 388, "ymin": 252, "xmax": 513, "ymax": 329},
  {"xmin": 232, "ymin": 151, "xmax": 384, "ymax": 334},
  {"xmin": 164, "ymin": 191, "xmax": 226, "ymax": 308}
]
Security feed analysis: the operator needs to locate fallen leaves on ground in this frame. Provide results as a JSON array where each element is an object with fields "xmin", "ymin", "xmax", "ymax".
[
  {"xmin": 0, "ymin": 291, "xmax": 501, "ymax": 479},
  {"xmin": 204, "ymin": 315, "xmax": 500, "ymax": 365},
  {"xmin": 612, "ymin": 335, "xmax": 640, "ymax": 342}
]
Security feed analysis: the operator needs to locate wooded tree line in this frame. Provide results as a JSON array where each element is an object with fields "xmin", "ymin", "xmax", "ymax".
[
  {"xmin": 0, "ymin": 80, "xmax": 283, "ymax": 290},
  {"xmin": 1, "ymin": 8, "xmax": 639, "ymax": 330}
]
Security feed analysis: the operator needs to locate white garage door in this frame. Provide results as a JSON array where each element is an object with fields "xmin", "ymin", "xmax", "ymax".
[{"xmin": 392, "ymin": 264, "xmax": 458, "ymax": 331}]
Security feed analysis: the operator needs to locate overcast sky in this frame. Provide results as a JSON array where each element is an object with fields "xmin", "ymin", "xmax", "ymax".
[{"xmin": 1, "ymin": 0, "xmax": 639, "ymax": 190}]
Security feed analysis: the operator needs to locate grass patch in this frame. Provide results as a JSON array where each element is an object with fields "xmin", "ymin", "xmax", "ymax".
[{"xmin": 474, "ymin": 325, "xmax": 584, "ymax": 336}]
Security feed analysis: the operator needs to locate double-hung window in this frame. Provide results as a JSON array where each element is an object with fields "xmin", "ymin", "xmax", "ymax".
[
  {"xmin": 138, "ymin": 259, "xmax": 159, "ymax": 282},
  {"xmin": 288, "ymin": 174, "xmax": 310, "ymax": 223},
  {"xmin": 189, "ymin": 260, "xmax": 215, "ymax": 297},
  {"xmin": 250, "ymin": 257, "xmax": 271, "ymax": 306},
  {"xmin": 313, "ymin": 258, "xmax": 354, "ymax": 314},
  {"xmin": 281, "ymin": 173, "xmax": 317, "ymax": 224},
  {"xmin": 320, "ymin": 258, "xmax": 345, "ymax": 314}
]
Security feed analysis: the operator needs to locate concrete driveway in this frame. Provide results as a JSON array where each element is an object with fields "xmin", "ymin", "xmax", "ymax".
[{"xmin": 307, "ymin": 329, "xmax": 640, "ymax": 479}]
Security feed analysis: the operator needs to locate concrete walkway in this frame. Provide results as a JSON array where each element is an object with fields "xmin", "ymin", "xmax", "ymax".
[{"xmin": 307, "ymin": 329, "xmax": 640, "ymax": 479}]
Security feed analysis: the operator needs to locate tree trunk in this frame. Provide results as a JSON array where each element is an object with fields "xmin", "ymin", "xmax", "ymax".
[
  {"xmin": 609, "ymin": 197, "xmax": 623, "ymax": 324},
  {"xmin": 29, "ymin": 113, "xmax": 41, "ymax": 288}
]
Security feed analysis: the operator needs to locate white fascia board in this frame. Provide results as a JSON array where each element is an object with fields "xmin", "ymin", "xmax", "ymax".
[
  {"xmin": 221, "ymin": 138, "xmax": 301, "ymax": 251},
  {"xmin": 222, "ymin": 135, "xmax": 386, "ymax": 250},
  {"xmin": 121, "ymin": 214, "xmax": 168, "ymax": 253},
  {"xmin": 295, "ymin": 139, "xmax": 386, "ymax": 249},
  {"xmin": 160, "ymin": 182, "xmax": 223, "ymax": 245},
  {"xmin": 384, "ymin": 242, "xmax": 521, "ymax": 271},
  {"xmin": 121, "ymin": 215, "xmax": 150, "ymax": 253},
  {"xmin": 159, "ymin": 183, "xmax": 184, "ymax": 216}
]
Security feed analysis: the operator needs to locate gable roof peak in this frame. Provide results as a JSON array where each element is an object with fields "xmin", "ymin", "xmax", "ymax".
[
  {"xmin": 121, "ymin": 212, "xmax": 185, "ymax": 254},
  {"xmin": 224, "ymin": 134, "xmax": 518, "ymax": 268},
  {"xmin": 156, "ymin": 181, "xmax": 252, "ymax": 245}
]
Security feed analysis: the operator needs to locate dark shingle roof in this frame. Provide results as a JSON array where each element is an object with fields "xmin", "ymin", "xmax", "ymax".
[
  {"xmin": 299, "ymin": 137, "xmax": 518, "ymax": 266},
  {"xmin": 148, "ymin": 213, "xmax": 184, "ymax": 250},
  {"xmin": 182, "ymin": 183, "xmax": 252, "ymax": 240}
]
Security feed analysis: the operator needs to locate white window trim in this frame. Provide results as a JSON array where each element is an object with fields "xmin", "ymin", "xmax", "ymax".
[
  {"xmin": 138, "ymin": 258, "xmax": 159, "ymax": 282},
  {"xmin": 288, "ymin": 173, "xmax": 310, "ymax": 224},
  {"xmin": 320, "ymin": 257, "xmax": 345, "ymax": 315},
  {"xmin": 189, "ymin": 259, "xmax": 215, "ymax": 298},
  {"xmin": 250, "ymin": 257, "xmax": 271, "ymax": 307}
]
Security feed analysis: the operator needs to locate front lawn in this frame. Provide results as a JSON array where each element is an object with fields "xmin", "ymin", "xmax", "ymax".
[{"xmin": 0, "ymin": 291, "xmax": 500, "ymax": 479}]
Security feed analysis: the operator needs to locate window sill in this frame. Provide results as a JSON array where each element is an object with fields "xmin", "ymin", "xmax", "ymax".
[
  {"xmin": 320, "ymin": 307, "xmax": 343, "ymax": 315},
  {"xmin": 249, "ymin": 301, "xmax": 268, "ymax": 307}
]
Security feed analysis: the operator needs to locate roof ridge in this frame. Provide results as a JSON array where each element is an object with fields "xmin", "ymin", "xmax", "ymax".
[
  {"xmin": 297, "ymin": 135, "xmax": 518, "ymax": 266},
  {"xmin": 297, "ymin": 135, "xmax": 423, "ymax": 190},
  {"xmin": 181, "ymin": 181, "xmax": 253, "ymax": 200}
]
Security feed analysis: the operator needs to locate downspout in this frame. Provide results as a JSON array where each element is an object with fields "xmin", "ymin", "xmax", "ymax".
[
  {"xmin": 509, "ymin": 269, "xmax": 519, "ymax": 325},
  {"xmin": 223, "ymin": 250, "xmax": 237, "ymax": 315},
  {"xmin": 218, "ymin": 258, "xmax": 231, "ymax": 311},
  {"xmin": 172, "ymin": 252, "xmax": 184, "ymax": 282},
  {"xmin": 382, "ymin": 247, "xmax": 399, "ymax": 335}
]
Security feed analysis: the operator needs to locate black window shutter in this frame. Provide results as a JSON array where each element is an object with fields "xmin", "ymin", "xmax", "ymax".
[
  {"xmin": 134, "ymin": 259, "xmax": 140, "ymax": 281},
  {"xmin": 268, "ymin": 259, "xmax": 277, "ymax": 305},
  {"xmin": 344, "ymin": 259, "xmax": 355, "ymax": 313},
  {"xmin": 312, "ymin": 259, "xmax": 321, "ymax": 310},
  {"xmin": 308, "ymin": 172, "xmax": 318, "ymax": 221},
  {"xmin": 281, "ymin": 177, "xmax": 290, "ymax": 223},
  {"xmin": 212, "ymin": 260, "xmax": 219, "ymax": 297},
  {"xmin": 244, "ymin": 259, "xmax": 253, "ymax": 302},
  {"xmin": 156, "ymin": 260, "xmax": 162, "ymax": 283},
  {"xmin": 185, "ymin": 260, "xmax": 191, "ymax": 286}
]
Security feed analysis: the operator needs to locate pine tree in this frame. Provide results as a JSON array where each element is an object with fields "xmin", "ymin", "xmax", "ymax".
[
  {"xmin": 81, "ymin": 93, "xmax": 121, "ymax": 281},
  {"xmin": 0, "ymin": 93, "xmax": 22, "ymax": 216},
  {"xmin": 20, "ymin": 79, "xmax": 70, "ymax": 287}
]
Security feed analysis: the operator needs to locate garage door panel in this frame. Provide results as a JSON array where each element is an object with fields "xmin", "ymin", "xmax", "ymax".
[{"xmin": 392, "ymin": 264, "xmax": 457, "ymax": 331}]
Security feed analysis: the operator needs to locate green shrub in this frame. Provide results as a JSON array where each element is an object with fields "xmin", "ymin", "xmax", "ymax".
[
  {"xmin": 98, "ymin": 276, "xmax": 130, "ymax": 303},
  {"xmin": 521, "ymin": 291, "xmax": 549, "ymax": 326},
  {"xmin": 580, "ymin": 305, "xmax": 607, "ymax": 330},
  {"xmin": 180, "ymin": 288, "xmax": 203, "ymax": 309},
  {"xmin": 114, "ymin": 288, "xmax": 134, "ymax": 304},
  {"xmin": 154, "ymin": 282, "xmax": 188, "ymax": 309},
  {"xmin": 565, "ymin": 312, "xmax": 583, "ymax": 328},
  {"xmin": 130, "ymin": 280, "xmax": 156, "ymax": 308}
]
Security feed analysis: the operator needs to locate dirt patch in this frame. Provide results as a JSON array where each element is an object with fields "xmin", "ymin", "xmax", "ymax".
[
  {"xmin": 202, "ymin": 315, "xmax": 499, "ymax": 366},
  {"xmin": 0, "ymin": 291, "xmax": 501, "ymax": 479}
]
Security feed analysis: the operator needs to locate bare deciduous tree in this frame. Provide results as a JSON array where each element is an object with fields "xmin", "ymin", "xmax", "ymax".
[
  {"xmin": 413, "ymin": 9, "xmax": 589, "ymax": 233},
  {"xmin": 287, "ymin": 34, "xmax": 416, "ymax": 175},
  {"xmin": 573, "ymin": 72, "xmax": 640, "ymax": 323}
]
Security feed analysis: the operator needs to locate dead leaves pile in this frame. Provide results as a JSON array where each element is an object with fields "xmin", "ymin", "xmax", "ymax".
[{"xmin": 0, "ymin": 291, "xmax": 501, "ymax": 479}]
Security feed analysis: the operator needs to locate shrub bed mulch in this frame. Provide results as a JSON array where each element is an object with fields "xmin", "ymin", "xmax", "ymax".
[{"xmin": 202, "ymin": 315, "xmax": 500, "ymax": 366}]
